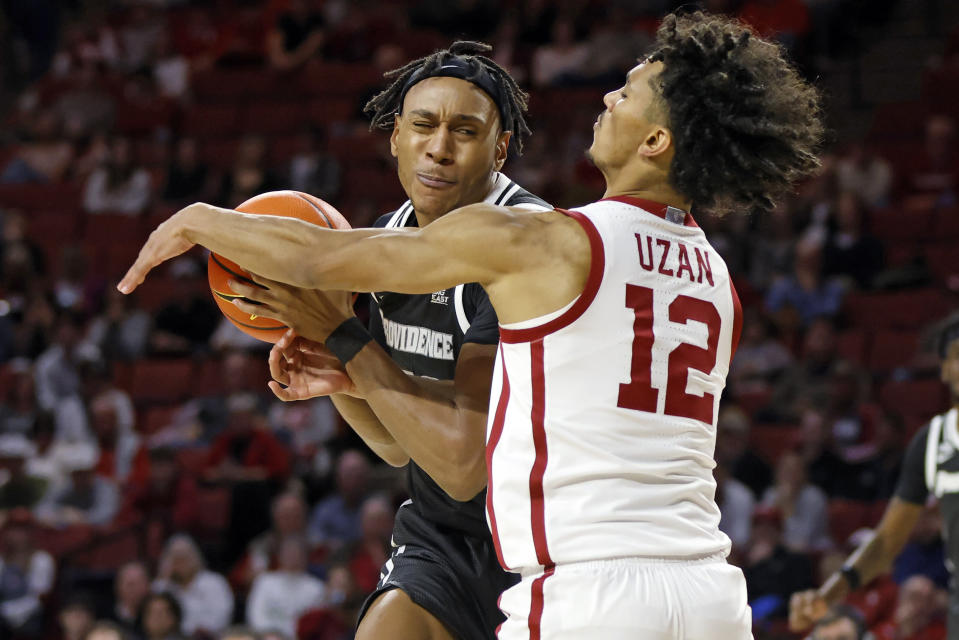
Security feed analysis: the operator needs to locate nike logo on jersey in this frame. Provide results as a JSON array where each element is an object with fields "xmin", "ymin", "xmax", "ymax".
[
  {"xmin": 430, "ymin": 290, "xmax": 449, "ymax": 305},
  {"xmin": 634, "ymin": 233, "xmax": 715, "ymax": 286},
  {"xmin": 382, "ymin": 317, "xmax": 454, "ymax": 360}
]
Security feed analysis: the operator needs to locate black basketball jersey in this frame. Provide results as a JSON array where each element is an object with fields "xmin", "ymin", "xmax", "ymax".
[
  {"xmin": 896, "ymin": 406, "xmax": 959, "ymax": 627},
  {"xmin": 368, "ymin": 172, "xmax": 550, "ymax": 537}
]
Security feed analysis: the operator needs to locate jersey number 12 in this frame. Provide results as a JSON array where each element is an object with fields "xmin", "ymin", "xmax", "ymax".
[{"xmin": 617, "ymin": 284, "xmax": 720, "ymax": 424}]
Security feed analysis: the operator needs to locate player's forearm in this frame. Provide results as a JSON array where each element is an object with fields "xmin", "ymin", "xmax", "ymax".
[
  {"xmin": 330, "ymin": 394, "xmax": 409, "ymax": 467},
  {"xmin": 180, "ymin": 203, "xmax": 389, "ymax": 290},
  {"xmin": 346, "ymin": 344, "xmax": 487, "ymax": 501}
]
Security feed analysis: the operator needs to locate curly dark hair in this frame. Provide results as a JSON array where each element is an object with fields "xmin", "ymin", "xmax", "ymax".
[
  {"xmin": 364, "ymin": 41, "xmax": 531, "ymax": 153},
  {"xmin": 647, "ymin": 12, "xmax": 824, "ymax": 214}
]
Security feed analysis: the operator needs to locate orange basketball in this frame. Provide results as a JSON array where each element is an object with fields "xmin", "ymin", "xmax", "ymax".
[{"xmin": 207, "ymin": 190, "xmax": 351, "ymax": 343}]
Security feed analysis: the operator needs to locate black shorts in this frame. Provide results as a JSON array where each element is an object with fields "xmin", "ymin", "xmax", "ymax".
[{"xmin": 358, "ymin": 501, "xmax": 518, "ymax": 640}]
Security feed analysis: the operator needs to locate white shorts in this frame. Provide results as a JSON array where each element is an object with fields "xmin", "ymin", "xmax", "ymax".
[{"xmin": 497, "ymin": 556, "xmax": 752, "ymax": 640}]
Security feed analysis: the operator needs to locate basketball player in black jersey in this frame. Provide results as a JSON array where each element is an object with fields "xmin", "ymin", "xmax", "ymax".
[{"xmin": 214, "ymin": 43, "xmax": 549, "ymax": 640}]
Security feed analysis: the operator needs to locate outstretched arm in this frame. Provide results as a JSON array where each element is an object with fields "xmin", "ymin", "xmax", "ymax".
[{"xmin": 119, "ymin": 201, "xmax": 534, "ymax": 297}]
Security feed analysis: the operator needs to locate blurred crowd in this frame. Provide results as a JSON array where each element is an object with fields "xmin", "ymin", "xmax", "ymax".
[{"xmin": 0, "ymin": 0, "xmax": 958, "ymax": 639}]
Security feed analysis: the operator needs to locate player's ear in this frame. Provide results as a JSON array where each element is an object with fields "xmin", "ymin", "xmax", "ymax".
[
  {"xmin": 494, "ymin": 130, "xmax": 511, "ymax": 172},
  {"xmin": 638, "ymin": 126, "xmax": 671, "ymax": 160},
  {"xmin": 389, "ymin": 115, "xmax": 401, "ymax": 158}
]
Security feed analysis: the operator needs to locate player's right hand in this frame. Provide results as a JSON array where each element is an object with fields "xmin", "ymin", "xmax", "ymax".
[
  {"xmin": 788, "ymin": 590, "xmax": 829, "ymax": 632},
  {"xmin": 268, "ymin": 329, "xmax": 357, "ymax": 401}
]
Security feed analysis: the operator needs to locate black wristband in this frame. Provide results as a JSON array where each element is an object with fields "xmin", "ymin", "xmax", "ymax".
[
  {"xmin": 325, "ymin": 317, "xmax": 373, "ymax": 365},
  {"xmin": 840, "ymin": 565, "xmax": 861, "ymax": 590}
]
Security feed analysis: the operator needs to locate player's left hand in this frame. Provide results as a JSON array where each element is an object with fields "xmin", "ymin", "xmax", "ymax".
[
  {"xmin": 118, "ymin": 204, "xmax": 200, "ymax": 294},
  {"xmin": 229, "ymin": 274, "xmax": 353, "ymax": 343}
]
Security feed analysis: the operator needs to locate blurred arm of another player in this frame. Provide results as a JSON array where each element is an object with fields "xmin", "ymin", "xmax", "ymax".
[
  {"xmin": 788, "ymin": 497, "xmax": 922, "ymax": 632},
  {"xmin": 230, "ymin": 277, "xmax": 495, "ymax": 501}
]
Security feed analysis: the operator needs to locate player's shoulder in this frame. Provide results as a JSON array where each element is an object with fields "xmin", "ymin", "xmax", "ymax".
[
  {"xmin": 372, "ymin": 200, "xmax": 415, "ymax": 229},
  {"xmin": 490, "ymin": 173, "xmax": 551, "ymax": 211}
]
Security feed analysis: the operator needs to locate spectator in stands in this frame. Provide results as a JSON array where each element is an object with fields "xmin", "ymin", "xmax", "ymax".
[
  {"xmin": 530, "ymin": 18, "xmax": 589, "ymax": 88},
  {"xmin": 267, "ymin": 394, "xmax": 338, "ymax": 478},
  {"xmin": 344, "ymin": 494, "xmax": 393, "ymax": 594},
  {"xmin": 52, "ymin": 245, "xmax": 101, "ymax": 314},
  {"xmin": 217, "ymin": 136, "xmax": 278, "ymax": 208},
  {"xmin": 581, "ymin": 7, "xmax": 652, "ymax": 85},
  {"xmin": 749, "ymin": 202, "xmax": 799, "ymax": 291},
  {"xmin": 206, "ymin": 393, "xmax": 289, "ymax": 563},
  {"xmin": 34, "ymin": 444, "xmax": 118, "ymax": 527},
  {"xmin": 82, "ymin": 137, "xmax": 152, "ymax": 216},
  {"xmin": 33, "ymin": 309, "xmax": 97, "ymax": 413},
  {"xmin": 119, "ymin": 447, "xmax": 198, "ymax": 538},
  {"xmin": 728, "ymin": 308, "xmax": 794, "ymax": 395},
  {"xmin": 0, "ymin": 360, "xmax": 39, "ymax": 436},
  {"xmin": 51, "ymin": 61, "xmax": 115, "ymax": 140},
  {"xmin": 54, "ymin": 357, "xmax": 132, "ymax": 449},
  {"xmin": 714, "ymin": 406, "xmax": 773, "ymax": 499},
  {"xmin": 295, "ymin": 561, "xmax": 362, "ymax": 640},
  {"xmin": 809, "ymin": 605, "xmax": 868, "ymax": 640},
  {"xmin": 87, "ymin": 621, "xmax": 127, "ymax": 640},
  {"xmin": 247, "ymin": 534, "xmax": 326, "ymax": 636},
  {"xmin": 205, "ymin": 394, "xmax": 290, "ymax": 485},
  {"xmin": 153, "ymin": 32, "xmax": 191, "ymax": 102},
  {"xmin": 267, "ymin": 0, "xmax": 325, "ymax": 71},
  {"xmin": 763, "ymin": 316, "xmax": 841, "ymax": 423},
  {"xmin": 112, "ymin": 561, "xmax": 151, "ymax": 634},
  {"xmin": 715, "ymin": 461, "xmax": 755, "ymax": 552},
  {"xmin": 234, "ymin": 491, "xmax": 310, "ymax": 593},
  {"xmin": 0, "ymin": 211, "xmax": 46, "ymax": 281},
  {"xmin": 744, "ymin": 505, "xmax": 816, "ymax": 621},
  {"xmin": 24, "ymin": 411, "xmax": 70, "ymax": 489},
  {"xmin": 893, "ymin": 503, "xmax": 950, "ymax": 590},
  {"xmin": 57, "ymin": 594, "xmax": 97, "ymax": 640},
  {"xmin": 0, "ymin": 435, "xmax": 46, "ymax": 511},
  {"xmin": 288, "ymin": 127, "xmax": 341, "ymax": 202},
  {"xmin": 761, "ymin": 450, "xmax": 833, "ymax": 552},
  {"xmin": 153, "ymin": 534, "xmax": 233, "ymax": 636},
  {"xmin": 0, "ymin": 510, "xmax": 55, "ymax": 636},
  {"xmin": 824, "ymin": 360, "xmax": 876, "ymax": 459},
  {"xmin": 797, "ymin": 407, "xmax": 848, "ymax": 497},
  {"xmin": 90, "ymin": 391, "xmax": 147, "ymax": 484},
  {"xmin": 117, "ymin": 5, "xmax": 163, "ymax": 73},
  {"xmin": 85, "ymin": 287, "xmax": 151, "ymax": 361},
  {"xmin": 872, "ymin": 575, "xmax": 948, "ymax": 640},
  {"xmin": 308, "ymin": 450, "xmax": 370, "ymax": 551},
  {"xmin": 822, "ymin": 191, "xmax": 885, "ymax": 290},
  {"xmin": 139, "ymin": 591, "xmax": 184, "ymax": 640},
  {"xmin": 766, "ymin": 235, "xmax": 845, "ymax": 327},
  {"xmin": 905, "ymin": 115, "xmax": 957, "ymax": 206},
  {"xmin": 161, "ymin": 138, "xmax": 212, "ymax": 207},
  {"xmin": 149, "ymin": 261, "xmax": 219, "ymax": 355},
  {"xmin": 0, "ymin": 110, "xmax": 74, "ymax": 184},
  {"xmin": 219, "ymin": 626, "xmax": 258, "ymax": 640},
  {"xmin": 836, "ymin": 144, "xmax": 893, "ymax": 209}
]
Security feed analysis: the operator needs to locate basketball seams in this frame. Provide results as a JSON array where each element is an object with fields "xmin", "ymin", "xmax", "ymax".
[{"xmin": 293, "ymin": 191, "xmax": 334, "ymax": 228}]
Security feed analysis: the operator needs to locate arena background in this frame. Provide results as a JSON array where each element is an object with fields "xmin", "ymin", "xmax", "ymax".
[{"xmin": 0, "ymin": 0, "xmax": 957, "ymax": 638}]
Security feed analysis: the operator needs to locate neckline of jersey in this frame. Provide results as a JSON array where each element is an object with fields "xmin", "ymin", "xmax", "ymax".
[{"xmin": 600, "ymin": 195, "xmax": 699, "ymax": 228}]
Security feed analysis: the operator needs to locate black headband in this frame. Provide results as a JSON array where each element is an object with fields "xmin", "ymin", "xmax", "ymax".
[
  {"xmin": 940, "ymin": 322, "xmax": 959, "ymax": 357},
  {"xmin": 397, "ymin": 56, "xmax": 509, "ymax": 132}
]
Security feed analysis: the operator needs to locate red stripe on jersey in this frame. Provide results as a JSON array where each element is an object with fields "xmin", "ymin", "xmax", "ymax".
[
  {"xmin": 528, "ymin": 565, "xmax": 555, "ymax": 640},
  {"xmin": 601, "ymin": 195, "xmax": 700, "ymax": 228},
  {"xmin": 499, "ymin": 209, "xmax": 605, "ymax": 344},
  {"xmin": 485, "ymin": 345, "xmax": 510, "ymax": 570},
  {"xmin": 728, "ymin": 278, "xmax": 744, "ymax": 362},
  {"xmin": 529, "ymin": 340, "xmax": 553, "ymax": 567}
]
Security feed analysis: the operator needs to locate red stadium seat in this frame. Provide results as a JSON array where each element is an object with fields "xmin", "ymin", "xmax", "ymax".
[
  {"xmin": 307, "ymin": 97, "xmax": 356, "ymax": 126},
  {"xmin": 193, "ymin": 68, "xmax": 283, "ymax": 101},
  {"xmin": 878, "ymin": 378, "xmax": 948, "ymax": 419},
  {"xmin": 868, "ymin": 207, "xmax": 937, "ymax": 243},
  {"xmin": 201, "ymin": 138, "xmax": 241, "ymax": 170},
  {"xmin": 0, "ymin": 182, "xmax": 82, "ymax": 210},
  {"xmin": 843, "ymin": 289, "xmax": 952, "ymax": 330},
  {"xmin": 749, "ymin": 424, "xmax": 800, "ymax": 465},
  {"xmin": 828, "ymin": 499, "xmax": 875, "ymax": 545},
  {"xmin": 177, "ymin": 448, "xmax": 210, "ymax": 477},
  {"xmin": 299, "ymin": 62, "xmax": 383, "ymax": 97},
  {"xmin": 868, "ymin": 328, "xmax": 919, "ymax": 372},
  {"xmin": 934, "ymin": 205, "xmax": 959, "ymax": 240},
  {"xmin": 867, "ymin": 101, "xmax": 929, "ymax": 141},
  {"xmin": 70, "ymin": 525, "xmax": 141, "ymax": 570},
  {"xmin": 183, "ymin": 104, "xmax": 241, "ymax": 137},
  {"xmin": 836, "ymin": 329, "xmax": 870, "ymax": 365},
  {"xmin": 194, "ymin": 486, "xmax": 231, "ymax": 534},
  {"xmin": 925, "ymin": 243, "xmax": 959, "ymax": 281},
  {"xmin": 241, "ymin": 102, "xmax": 310, "ymax": 135},
  {"xmin": 122, "ymin": 359, "xmax": 196, "ymax": 403}
]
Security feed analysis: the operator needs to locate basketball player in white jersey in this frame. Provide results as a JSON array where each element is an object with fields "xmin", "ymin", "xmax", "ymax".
[{"xmin": 121, "ymin": 12, "xmax": 824, "ymax": 638}]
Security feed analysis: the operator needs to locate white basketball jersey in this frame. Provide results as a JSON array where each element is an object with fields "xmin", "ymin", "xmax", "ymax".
[{"xmin": 485, "ymin": 196, "xmax": 743, "ymax": 573}]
